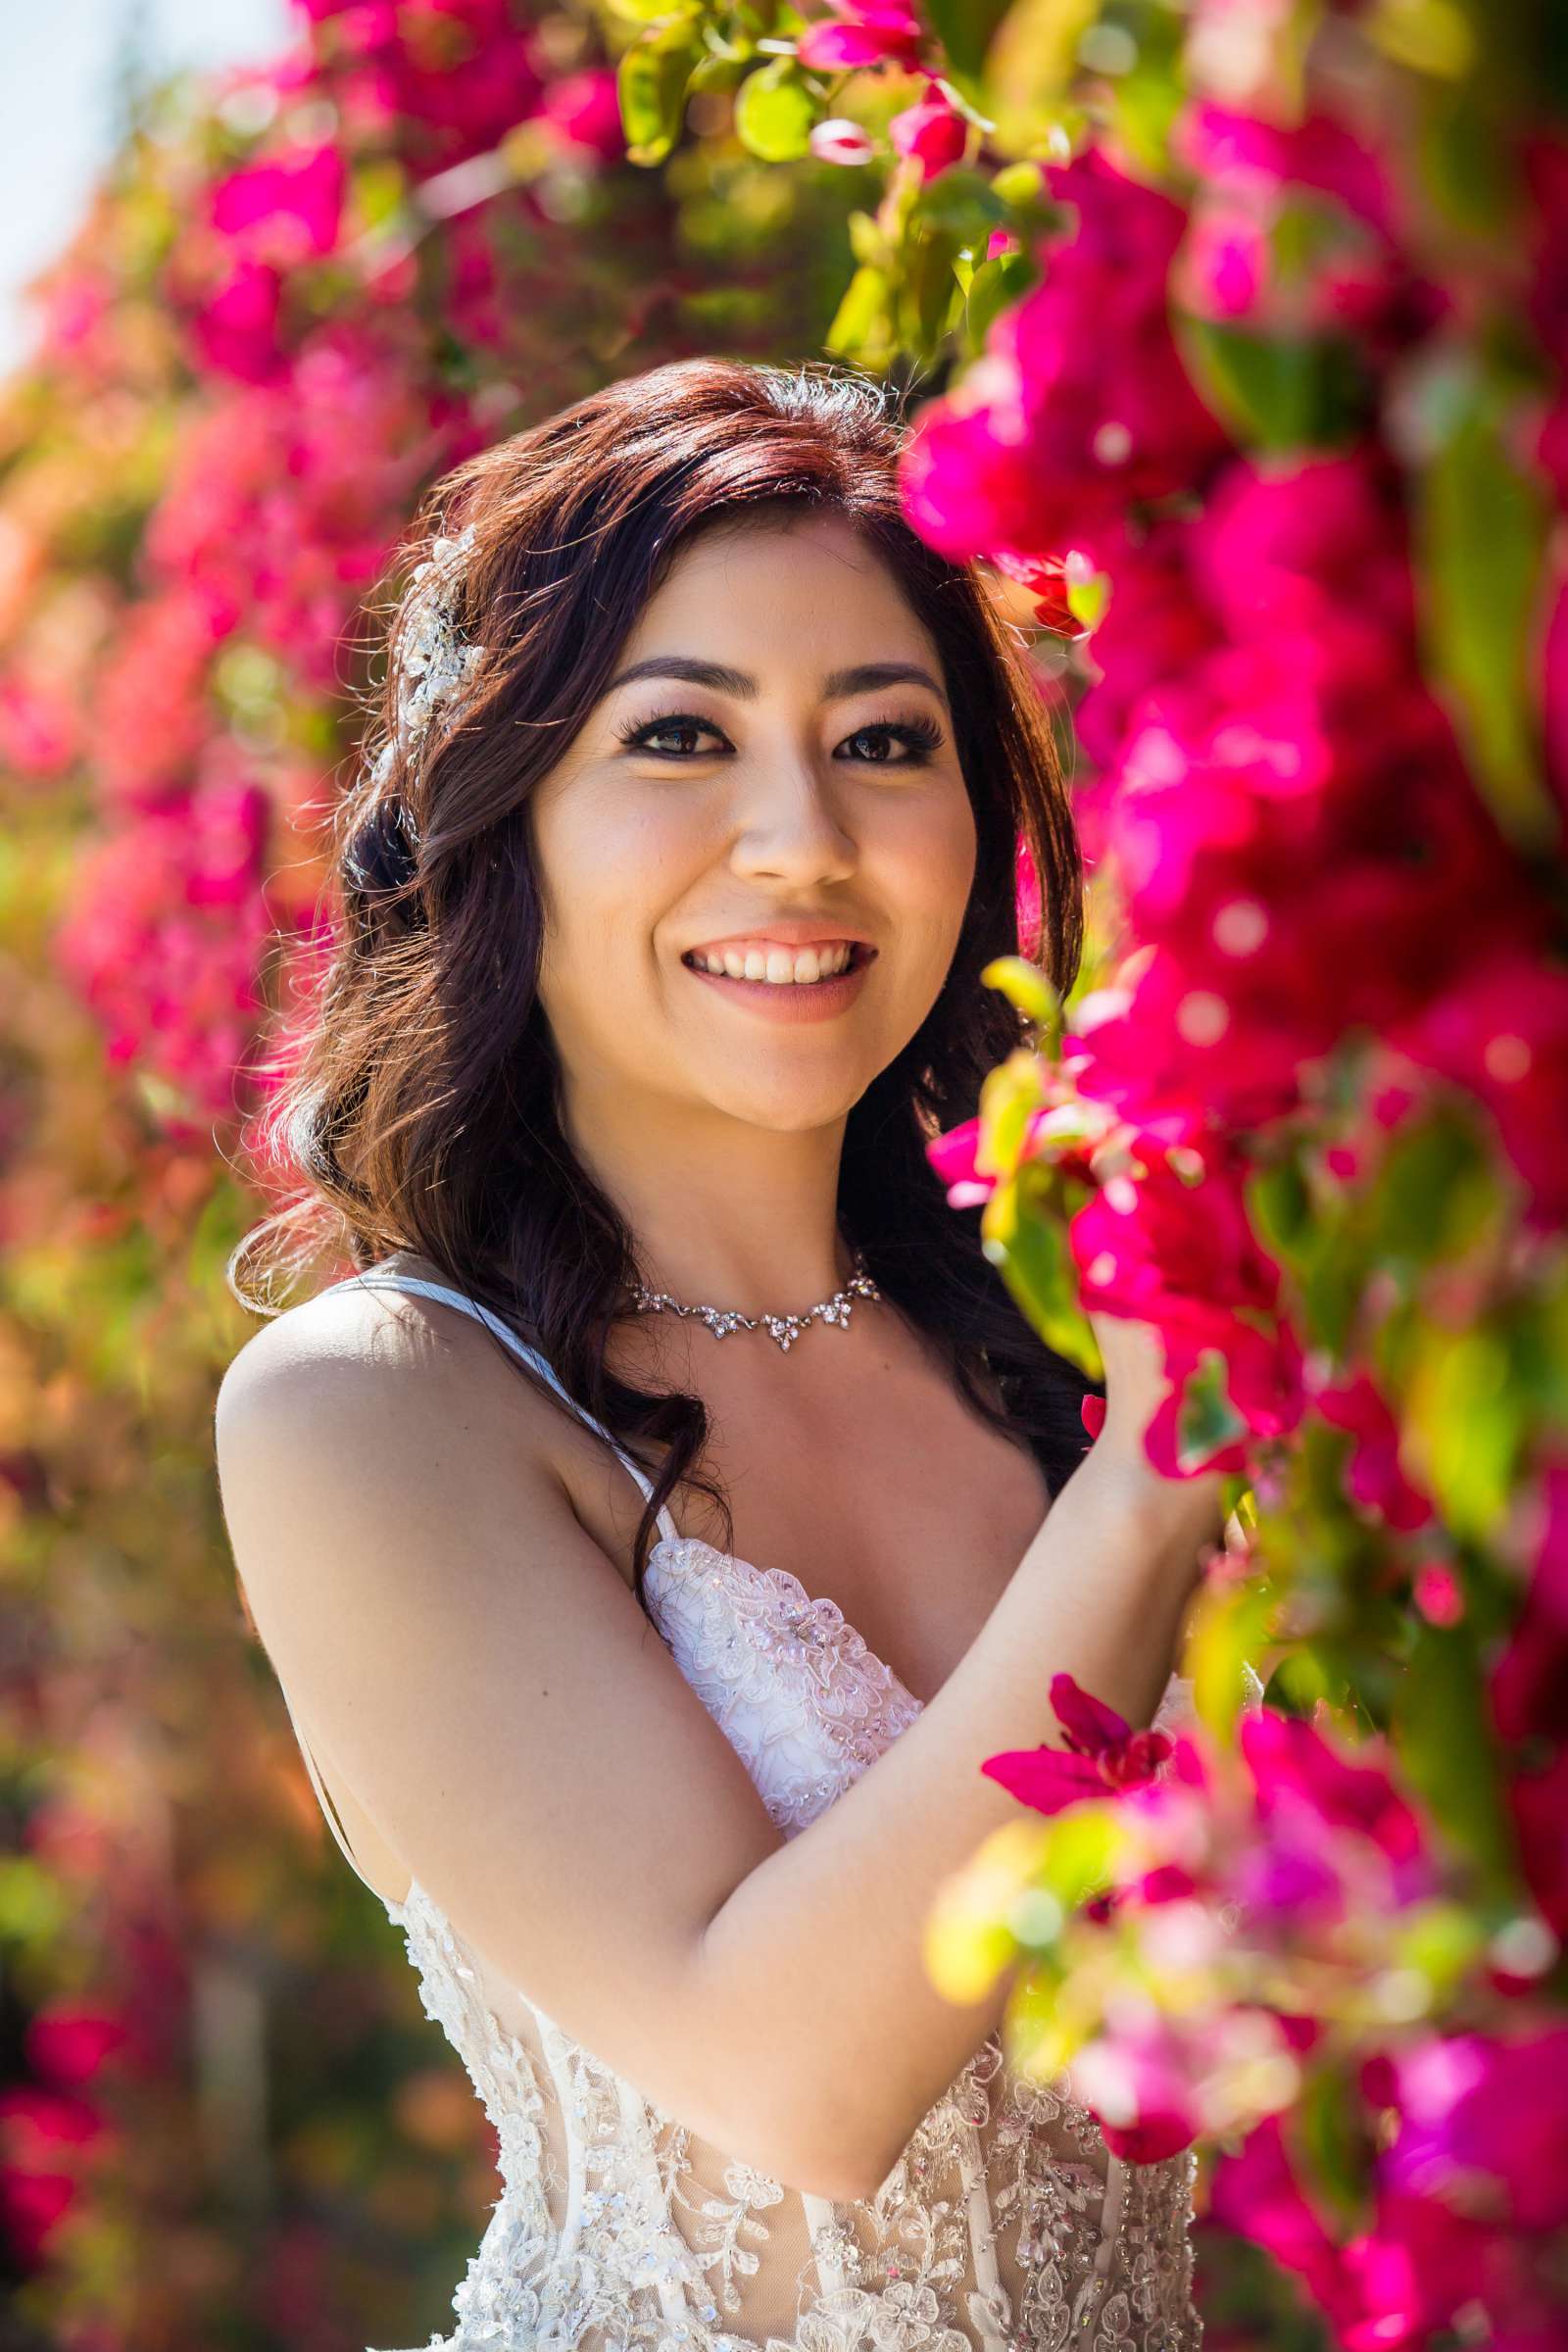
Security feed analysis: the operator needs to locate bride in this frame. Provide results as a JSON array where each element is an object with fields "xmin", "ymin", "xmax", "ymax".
[{"xmin": 216, "ymin": 355, "xmax": 1226, "ymax": 2352}]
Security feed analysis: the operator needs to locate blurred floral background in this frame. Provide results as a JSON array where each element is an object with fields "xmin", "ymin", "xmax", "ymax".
[{"xmin": 1, "ymin": 2, "xmax": 1564, "ymax": 2347}]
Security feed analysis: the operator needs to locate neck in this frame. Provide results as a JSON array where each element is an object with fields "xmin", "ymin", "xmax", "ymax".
[{"xmin": 558, "ymin": 1066, "xmax": 854, "ymax": 1314}]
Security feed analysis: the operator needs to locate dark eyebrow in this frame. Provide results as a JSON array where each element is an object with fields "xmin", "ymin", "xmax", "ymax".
[{"xmin": 605, "ymin": 656, "xmax": 949, "ymax": 707}]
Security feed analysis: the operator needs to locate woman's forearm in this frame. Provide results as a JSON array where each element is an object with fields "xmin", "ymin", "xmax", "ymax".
[{"xmin": 692, "ymin": 1451, "xmax": 1220, "ymax": 2197}]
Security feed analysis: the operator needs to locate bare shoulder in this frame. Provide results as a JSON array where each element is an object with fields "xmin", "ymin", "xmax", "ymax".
[
  {"xmin": 218, "ymin": 1250, "xmax": 544, "ymax": 1435},
  {"xmin": 214, "ymin": 1251, "xmax": 583, "ymax": 1585}
]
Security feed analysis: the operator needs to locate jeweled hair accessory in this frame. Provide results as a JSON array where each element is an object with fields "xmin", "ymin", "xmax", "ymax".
[{"xmin": 368, "ymin": 520, "xmax": 488, "ymax": 789}]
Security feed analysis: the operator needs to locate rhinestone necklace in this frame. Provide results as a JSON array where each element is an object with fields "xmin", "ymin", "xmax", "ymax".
[{"xmin": 626, "ymin": 1248, "xmax": 881, "ymax": 1353}]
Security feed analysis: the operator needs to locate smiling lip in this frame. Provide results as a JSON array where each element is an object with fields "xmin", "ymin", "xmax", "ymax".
[
  {"xmin": 684, "ymin": 924, "xmax": 875, "ymax": 956},
  {"xmin": 681, "ymin": 947, "xmax": 874, "ymax": 1025}
]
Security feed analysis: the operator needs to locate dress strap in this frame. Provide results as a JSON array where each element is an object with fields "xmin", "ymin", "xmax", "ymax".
[{"xmin": 322, "ymin": 1268, "xmax": 682, "ymax": 1548}]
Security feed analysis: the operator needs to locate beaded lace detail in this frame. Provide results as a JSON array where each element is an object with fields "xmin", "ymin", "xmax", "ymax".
[{"xmin": 292, "ymin": 1269, "xmax": 1207, "ymax": 2352}]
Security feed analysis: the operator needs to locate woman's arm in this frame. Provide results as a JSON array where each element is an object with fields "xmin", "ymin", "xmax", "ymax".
[
  {"xmin": 215, "ymin": 1290, "xmax": 1219, "ymax": 2203},
  {"xmin": 694, "ymin": 1447, "xmax": 1217, "ymax": 2193}
]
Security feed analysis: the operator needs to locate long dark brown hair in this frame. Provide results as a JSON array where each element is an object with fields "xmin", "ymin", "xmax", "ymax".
[{"xmin": 231, "ymin": 356, "xmax": 1100, "ymax": 1614}]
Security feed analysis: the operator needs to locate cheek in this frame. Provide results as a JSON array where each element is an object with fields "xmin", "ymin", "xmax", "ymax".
[
  {"xmin": 879, "ymin": 784, "xmax": 978, "ymax": 948},
  {"xmin": 531, "ymin": 786, "xmax": 697, "ymax": 987}
]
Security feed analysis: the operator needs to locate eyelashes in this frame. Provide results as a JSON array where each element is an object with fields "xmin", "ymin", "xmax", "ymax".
[{"xmin": 612, "ymin": 709, "xmax": 946, "ymax": 764}]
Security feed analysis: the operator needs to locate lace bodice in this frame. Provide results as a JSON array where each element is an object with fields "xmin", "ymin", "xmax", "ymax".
[{"xmin": 271, "ymin": 1267, "xmax": 1206, "ymax": 2352}]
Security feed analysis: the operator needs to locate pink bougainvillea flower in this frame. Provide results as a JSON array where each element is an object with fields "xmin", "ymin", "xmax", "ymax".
[
  {"xmin": 1412, "ymin": 1560, "xmax": 1465, "ymax": 1627},
  {"xmin": 1172, "ymin": 102, "xmax": 1441, "ymax": 355},
  {"xmin": 1072, "ymin": 520, "xmax": 1216, "ymax": 740},
  {"xmin": 147, "ymin": 320, "xmax": 439, "ymax": 693},
  {"xmin": 209, "ymin": 138, "xmax": 345, "ymax": 266},
  {"xmin": 1205, "ymin": 2115, "xmax": 1537, "ymax": 2348},
  {"xmin": 980, "ymin": 1670, "xmax": 1173, "ymax": 1814},
  {"xmin": 183, "ymin": 104, "xmax": 344, "ymax": 382},
  {"xmin": 0, "ymin": 2083, "xmax": 107, "ymax": 2264},
  {"xmin": 1063, "ymin": 939, "xmax": 1306, "ymax": 1140},
  {"xmin": 888, "ymin": 81, "xmax": 967, "ymax": 181},
  {"xmin": 809, "ymin": 117, "xmax": 876, "ymax": 168},
  {"xmin": 1307, "ymin": 1368, "xmax": 1436, "ymax": 1532},
  {"xmin": 1489, "ymin": 1456, "xmax": 1568, "ymax": 1746},
  {"xmin": 54, "ymin": 785, "xmax": 277, "ymax": 1125},
  {"xmin": 1191, "ymin": 449, "xmax": 1417, "ymax": 646},
  {"xmin": 1390, "ymin": 953, "xmax": 1568, "ymax": 1235},
  {"xmin": 1384, "ymin": 2029, "xmax": 1568, "ymax": 2232},
  {"xmin": 1487, "ymin": 1458, "xmax": 1568, "ymax": 1935},
  {"xmin": 299, "ymin": 0, "xmax": 545, "ymax": 167},
  {"xmin": 1503, "ymin": 1741, "xmax": 1568, "ymax": 1942},
  {"xmin": 1061, "ymin": 1129, "xmax": 1304, "ymax": 1473},
  {"xmin": 900, "ymin": 147, "xmax": 1233, "ymax": 565},
  {"xmin": 0, "ymin": 673, "xmax": 79, "ymax": 777},
  {"xmin": 1068, "ymin": 2013, "xmax": 1202, "ymax": 2161},
  {"xmin": 88, "ymin": 588, "xmax": 225, "ymax": 809},
  {"xmin": 1179, "ymin": 101, "xmax": 1396, "ymax": 240},
  {"xmin": 540, "ymin": 67, "xmax": 626, "ymax": 161},
  {"xmin": 1241, "ymin": 1710, "xmax": 1427, "ymax": 1884},
  {"xmin": 1084, "ymin": 630, "xmax": 1533, "ymax": 1135},
  {"xmin": 924, "ymin": 1113, "xmax": 987, "ymax": 1206},
  {"xmin": 24, "ymin": 2006, "xmax": 128, "ymax": 2088},
  {"xmin": 797, "ymin": 1, "xmax": 924, "ymax": 73},
  {"xmin": 187, "ymin": 253, "xmax": 287, "ymax": 386},
  {"xmin": 1540, "ymin": 564, "xmax": 1568, "ymax": 816},
  {"xmin": 988, "ymin": 549, "xmax": 1096, "ymax": 640}
]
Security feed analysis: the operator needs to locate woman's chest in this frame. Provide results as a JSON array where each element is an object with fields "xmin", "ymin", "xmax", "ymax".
[{"xmin": 660, "ymin": 1346, "xmax": 1054, "ymax": 1713}]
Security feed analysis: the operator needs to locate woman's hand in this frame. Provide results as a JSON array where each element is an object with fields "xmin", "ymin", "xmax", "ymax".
[{"xmin": 1083, "ymin": 1305, "xmax": 1230, "ymax": 1557}]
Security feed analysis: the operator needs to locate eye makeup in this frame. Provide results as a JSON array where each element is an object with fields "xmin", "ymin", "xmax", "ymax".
[{"xmin": 612, "ymin": 710, "xmax": 946, "ymax": 762}]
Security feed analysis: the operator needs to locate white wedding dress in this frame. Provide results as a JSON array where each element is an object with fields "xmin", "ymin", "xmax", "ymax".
[{"xmin": 270, "ymin": 1267, "xmax": 1206, "ymax": 2352}]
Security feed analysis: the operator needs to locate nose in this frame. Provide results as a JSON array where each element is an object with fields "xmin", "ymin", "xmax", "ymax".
[{"xmin": 727, "ymin": 753, "xmax": 858, "ymax": 889}]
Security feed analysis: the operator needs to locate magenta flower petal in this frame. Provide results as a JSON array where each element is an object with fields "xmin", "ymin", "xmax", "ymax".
[
  {"xmin": 979, "ymin": 1746, "xmax": 1107, "ymax": 1814},
  {"xmin": 1050, "ymin": 1670, "xmax": 1136, "ymax": 1757}
]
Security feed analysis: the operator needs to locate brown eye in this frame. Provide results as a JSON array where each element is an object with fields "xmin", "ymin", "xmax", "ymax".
[
  {"xmin": 840, "ymin": 716, "xmax": 944, "ymax": 764},
  {"xmin": 614, "ymin": 711, "xmax": 727, "ymax": 758}
]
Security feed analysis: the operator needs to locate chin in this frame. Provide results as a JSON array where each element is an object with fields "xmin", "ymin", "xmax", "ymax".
[{"xmin": 699, "ymin": 1074, "xmax": 873, "ymax": 1133}]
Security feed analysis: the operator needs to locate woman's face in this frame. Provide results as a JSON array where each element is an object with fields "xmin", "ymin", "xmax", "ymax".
[{"xmin": 529, "ymin": 509, "xmax": 978, "ymax": 1136}]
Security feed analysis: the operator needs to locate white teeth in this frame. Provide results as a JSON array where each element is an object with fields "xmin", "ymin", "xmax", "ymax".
[{"xmin": 689, "ymin": 942, "xmax": 860, "ymax": 984}]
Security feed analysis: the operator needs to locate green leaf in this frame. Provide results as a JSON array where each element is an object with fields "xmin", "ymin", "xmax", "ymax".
[
  {"xmin": 981, "ymin": 1168, "xmax": 1102, "ymax": 1376},
  {"xmin": 981, "ymin": 953, "xmax": 1061, "ymax": 1041},
  {"xmin": 734, "ymin": 57, "xmax": 815, "ymax": 162},
  {"xmin": 922, "ymin": 0, "xmax": 1012, "ymax": 80},
  {"xmin": 1401, "ymin": 1319, "xmax": 1520, "ymax": 1543},
  {"xmin": 1415, "ymin": 390, "xmax": 1558, "ymax": 854},
  {"xmin": 1065, "ymin": 564, "xmax": 1109, "ymax": 629},
  {"xmin": 823, "ymin": 263, "xmax": 892, "ymax": 362},
  {"xmin": 1391, "ymin": 1620, "xmax": 1516, "ymax": 1894},
  {"xmin": 912, "ymin": 165, "xmax": 1004, "ymax": 237},
  {"xmin": 1291, "ymin": 2063, "xmax": 1375, "ymax": 2227},
  {"xmin": 848, "ymin": 209, "xmax": 886, "ymax": 268},
  {"xmin": 983, "ymin": 0, "xmax": 1098, "ymax": 153},
  {"xmin": 960, "ymin": 249, "xmax": 1037, "ymax": 355},
  {"xmin": 1174, "ymin": 1348, "xmax": 1249, "ymax": 1472},
  {"xmin": 1039, "ymin": 1803, "xmax": 1124, "ymax": 1909},
  {"xmin": 1175, "ymin": 317, "xmax": 1367, "ymax": 454},
  {"xmin": 1391, "ymin": 1900, "xmax": 1489, "ymax": 2004},
  {"xmin": 1190, "ymin": 1573, "xmax": 1279, "ymax": 1748},
  {"xmin": 617, "ymin": 24, "xmax": 701, "ymax": 165},
  {"xmin": 904, "ymin": 221, "xmax": 968, "ymax": 356},
  {"xmin": 1246, "ymin": 1155, "xmax": 1312, "ymax": 1270}
]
